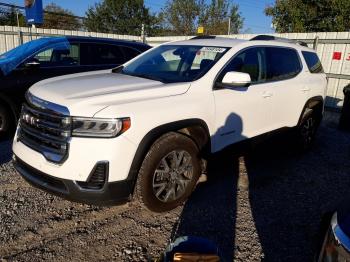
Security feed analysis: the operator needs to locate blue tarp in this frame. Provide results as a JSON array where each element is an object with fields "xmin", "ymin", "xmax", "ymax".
[{"xmin": 0, "ymin": 37, "xmax": 69, "ymax": 76}]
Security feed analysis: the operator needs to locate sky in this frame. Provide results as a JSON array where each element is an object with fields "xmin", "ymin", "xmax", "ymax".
[{"xmin": 5, "ymin": 0, "xmax": 274, "ymax": 33}]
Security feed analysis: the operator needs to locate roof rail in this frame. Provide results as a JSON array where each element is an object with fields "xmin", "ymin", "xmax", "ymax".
[
  {"xmin": 191, "ymin": 35, "xmax": 216, "ymax": 40},
  {"xmin": 250, "ymin": 35, "xmax": 308, "ymax": 47}
]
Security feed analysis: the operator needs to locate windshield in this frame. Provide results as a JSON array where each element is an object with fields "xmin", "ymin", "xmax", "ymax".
[{"xmin": 120, "ymin": 45, "xmax": 229, "ymax": 83}]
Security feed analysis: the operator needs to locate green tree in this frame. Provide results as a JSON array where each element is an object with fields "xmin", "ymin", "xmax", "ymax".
[
  {"xmin": 84, "ymin": 0, "xmax": 156, "ymax": 36},
  {"xmin": 43, "ymin": 3, "xmax": 82, "ymax": 30},
  {"xmin": 160, "ymin": 0, "xmax": 202, "ymax": 35},
  {"xmin": 265, "ymin": 0, "xmax": 350, "ymax": 33},
  {"xmin": 160, "ymin": 0, "xmax": 243, "ymax": 36},
  {"xmin": 229, "ymin": 4, "xmax": 244, "ymax": 34},
  {"xmin": 199, "ymin": 0, "xmax": 244, "ymax": 35},
  {"xmin": 0, "ymin": 7, "xmax": 26, "ymax": 27}
]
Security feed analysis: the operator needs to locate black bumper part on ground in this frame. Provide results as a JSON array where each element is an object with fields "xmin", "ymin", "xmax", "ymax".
[
  {"xmin": 339, "ymin": 84, "xmax": 350, "ymax": 131},
  {"xmin": 13, "ymin": 156, "xmax": 134, "ymax": 206}
]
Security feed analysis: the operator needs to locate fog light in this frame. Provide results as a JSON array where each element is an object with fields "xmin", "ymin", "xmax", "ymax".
[{"xmin": 76, "ymin": 162, "xmax": 108, "ymax": 190}]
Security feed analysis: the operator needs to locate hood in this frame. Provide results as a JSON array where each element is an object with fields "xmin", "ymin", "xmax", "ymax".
[{"xmin": 29, "ymin": 70, "xmax": 190, "ymax": 117}]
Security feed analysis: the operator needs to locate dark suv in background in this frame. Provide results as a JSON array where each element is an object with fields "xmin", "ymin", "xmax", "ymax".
[{"xmin": 0, "ymin": 36, "xmax": 150, "ymax": 137}]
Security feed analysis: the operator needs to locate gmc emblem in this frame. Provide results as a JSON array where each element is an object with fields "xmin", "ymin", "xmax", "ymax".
[{"xmin": 25, "ymin": 0, "xmax": 35, "ymax": 8}]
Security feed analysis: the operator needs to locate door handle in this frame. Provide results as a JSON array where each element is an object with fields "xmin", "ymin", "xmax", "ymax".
[
  {"xmin": 262, "ymin": 92, "xmax": 273, "ymax": 98},
  {"xmin": 301, "ymin": 87, "xmax": 311, "ymax": 92}
]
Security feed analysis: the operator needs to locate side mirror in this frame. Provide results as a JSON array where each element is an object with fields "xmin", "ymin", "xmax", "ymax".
[{"xmin": 220, "ymin": 71, "xmax": 251, "ymax": 88}]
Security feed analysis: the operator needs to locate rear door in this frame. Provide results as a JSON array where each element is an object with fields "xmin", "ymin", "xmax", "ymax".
[
  {"xmin": 264, "ymin": 47, "xmax": 305, "ymax": 130},
  {"xmin": 80, "ymin": 43, "xmax": 126, "ymax": 71}
]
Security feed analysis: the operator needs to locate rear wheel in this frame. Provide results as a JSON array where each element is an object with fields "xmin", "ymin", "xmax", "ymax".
[
  {"xmin": 135, "ymin": 132, "xmax": 201, "ymax": 212},
  {"xmin": 296, "ymin": 109, "xmax": 321, "ymax": 150}
]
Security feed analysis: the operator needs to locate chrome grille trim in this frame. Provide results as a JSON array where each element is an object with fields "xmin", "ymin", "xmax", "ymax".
[
  {"xmin": 26, "ymin": 92, "xmax": 70, "ymax": 116},
  {"xmin": 18, "ymin": 94, "xmax": 71, "ymax": 164}
]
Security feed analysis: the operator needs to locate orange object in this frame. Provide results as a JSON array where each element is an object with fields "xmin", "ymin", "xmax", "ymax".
[{"xmin": 173, "ymin": 253, "xmax": 220, "ymax": 262}]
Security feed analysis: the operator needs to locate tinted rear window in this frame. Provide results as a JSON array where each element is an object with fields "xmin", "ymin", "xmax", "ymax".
[
  {"xmin": 302, "ymin": 51, "xmax": 324, "ymax": 73},
  {"xmin": 266, "ymin": 47, "xmax": 302, "ymax": 81},
  {"xmin": 120, "ymin": 46, "xmax": 141, "ymax": 61},
  {"xmin": 80, "ymin": 43, "xmax": 125, "ymax": 65}
]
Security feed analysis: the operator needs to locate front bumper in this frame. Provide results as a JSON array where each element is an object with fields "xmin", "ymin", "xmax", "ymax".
[{"xmin": 13, "ymin": 156, "xmax": 134, "ymax": 206}]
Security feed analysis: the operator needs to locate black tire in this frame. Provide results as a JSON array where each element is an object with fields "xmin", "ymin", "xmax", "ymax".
[
  {"xmin": 135, "ymin": 132, "xmax": 201, "ymax": 212},
  {"xmin": 0, "ymin": 104, "xmax": 13, "ymax": 139},
  {"xmin": 296, "ymin": 109, "xmax": 321, "ymax": 150}
]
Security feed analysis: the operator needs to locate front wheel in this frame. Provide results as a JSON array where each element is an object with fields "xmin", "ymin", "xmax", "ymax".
[{"xmin": 135, "ymin": 132, "xmax": 201, "ymax": 212}]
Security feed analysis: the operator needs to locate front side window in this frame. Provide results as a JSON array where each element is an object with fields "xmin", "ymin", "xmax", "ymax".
[
  {"xmin": 33, "ymin": 43, "xmax": 79, "ymax": 67},
  {"xmin": 265, "ymin": 47, "xmax": 302, "ymax": 81},
  {"xmin": 218, "ymin": 47, "xmax": 266, "ymax": 84},
  {"xmin": 120, "ymin": 45, "xmax": 229, "ymax": 83},
  {"xmin": 302, "ymin": 51, "xmax": 324, "ymax": 73}
]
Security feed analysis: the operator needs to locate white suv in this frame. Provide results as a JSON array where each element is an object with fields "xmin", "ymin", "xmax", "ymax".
[{"xmin": 12, "ymin": 35, "xmax": 327, "ymax": 212}]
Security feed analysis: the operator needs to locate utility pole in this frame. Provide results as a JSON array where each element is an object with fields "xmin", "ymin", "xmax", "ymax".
[
  {"xmin": 16, "ymin": 11, "xmax": 23, "ymax": 45},
  {"xmin": 141, "ymin": 24, "xmax": 146, "ymax": 43},
  {"xmin": 227, "ymin": 17, "xmax": 231, "ymax": 35},
  {"xmin": 16, "ymin": 11, "xmax": 20, "ymax": 27}
]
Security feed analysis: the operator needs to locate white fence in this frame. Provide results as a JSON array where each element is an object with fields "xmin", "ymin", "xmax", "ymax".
[
  {"xmin": 0, "ymin": 25, "xmax": 140, "ymax": 54},
  {"xmin": 0, "ymin": 26, "xmax": 349, "ymax": 109}
]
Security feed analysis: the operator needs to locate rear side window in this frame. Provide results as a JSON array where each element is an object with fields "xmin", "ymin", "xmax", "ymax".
[
  {"xmin": 120, "ymin": 46, "xmax": 141, "ymax": 61},
  {"xmin": 302, "ymin": 51, "xmax": 324, "ymax": 73},
  {"xmin": 265, "ymin": 47, "xmax": 302, "ymax": 81},
  {"xmin": 81, "ymin": 43, "xmax": 125, "ymax": 65}
]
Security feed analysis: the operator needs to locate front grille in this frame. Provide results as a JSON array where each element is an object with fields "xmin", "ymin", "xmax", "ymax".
[{"xmin": 18, "ymin": 103, "xmax": 71, "ymax": 163}]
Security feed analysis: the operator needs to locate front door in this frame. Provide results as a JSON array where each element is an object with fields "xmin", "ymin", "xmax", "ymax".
[
  {"xmin": 16, "ymin": 42, "xmax": 84, "ymax": 91},
  {"xmin": 212, "ymin": 47, "xmax": 272, "ymax": 152}
]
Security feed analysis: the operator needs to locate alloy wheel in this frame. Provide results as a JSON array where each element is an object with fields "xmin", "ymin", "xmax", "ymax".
[
  {"xmin": 152, "ymin": 150, "xmax": 194, "ymax": 203},
  {"xmin": 301, "ymin": 117, "xmax": 316, "ymax": 145}
]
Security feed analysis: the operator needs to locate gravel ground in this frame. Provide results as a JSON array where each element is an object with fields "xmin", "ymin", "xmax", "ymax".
[{"xmin": 0, "ymin": 111, "xmax": 349, "ymax": 262}]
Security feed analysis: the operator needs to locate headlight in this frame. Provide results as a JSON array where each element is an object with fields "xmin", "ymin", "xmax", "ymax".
[{"xmin": 72, "ymin": 117, "xmax": 131, "ymax": 138}]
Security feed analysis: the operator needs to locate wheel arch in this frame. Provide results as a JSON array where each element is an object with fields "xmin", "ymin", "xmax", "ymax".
[
  {"xmin": 298, "ymin": 96, "xmax": 324, "ymax": 125},
  {"xmin": 125, "ymin": 118, "xmax": 211, "ymax": 195}
]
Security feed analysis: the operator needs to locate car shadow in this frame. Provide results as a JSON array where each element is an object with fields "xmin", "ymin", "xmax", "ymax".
[
  {"xmin": 170, "ymin": 152, "xmax": 240, "ymax": 261},
  {"xmin": 171, "ymin": 112, "xmax": 350, "ymax": 261},
  {"xmin": 171, "ymin": 113, "xmax": 247, "ymax": 261}
]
